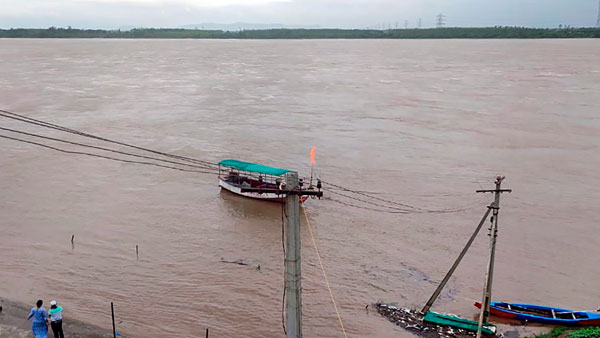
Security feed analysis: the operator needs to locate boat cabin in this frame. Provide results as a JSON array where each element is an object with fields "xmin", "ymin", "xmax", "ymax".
[{"xmin": 218, "ymin": 159, "xmax": 312, "ymax": 203}]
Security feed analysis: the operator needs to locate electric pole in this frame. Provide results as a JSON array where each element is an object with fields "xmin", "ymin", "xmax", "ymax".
[
  {"xmin": 285, "ymin": 172, "xmax": 302, "ymax": 338},
  {"xmin": 475, "ymin": 177, "xmax": 511, "ymax": 338},
  {"xmin": 436, "ymin": 13, "xmax": 446, "ymax": 28},
  {"xmin": 418, "ymin": 18, "xmax": 422, "ymax": 28},
  {"xmin": 240, "ymin": 173, "xmax": 323, "ymax": 338},
  {"xmin": 404, "ymin": 20, "xmax": 409, "ymax": 29}
]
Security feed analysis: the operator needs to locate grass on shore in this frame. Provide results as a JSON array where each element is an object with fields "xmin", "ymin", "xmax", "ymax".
[{"xmin": 526, "ymin": 326, "xmax": 600, "ymax": 338}]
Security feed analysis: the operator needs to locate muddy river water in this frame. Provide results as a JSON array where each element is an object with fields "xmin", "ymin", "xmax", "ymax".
[{"xmin": 1, "ymin": 39, "xmax": 599, "ymax": 337}]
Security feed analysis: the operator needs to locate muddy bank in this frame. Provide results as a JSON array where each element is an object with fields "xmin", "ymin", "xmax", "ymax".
[{"xmin": 0, "ymin": 297, "xmax": 115, "ymax": 338}]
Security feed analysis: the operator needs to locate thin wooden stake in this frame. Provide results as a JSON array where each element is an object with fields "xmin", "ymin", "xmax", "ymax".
[
  {"xmin": 136, "ymin": 245, "xmax": 139, "ymax": 260},
  {"xmin": 111, "ymin": 302, "xmax": 116, "ymax": 338}
]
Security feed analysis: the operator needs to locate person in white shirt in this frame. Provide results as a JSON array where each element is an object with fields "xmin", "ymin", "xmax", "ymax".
[{"xmin": 48, "ymin": 300, "xmax": 64, "ymax": 338}]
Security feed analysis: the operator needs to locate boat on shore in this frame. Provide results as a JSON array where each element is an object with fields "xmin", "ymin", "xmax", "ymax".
[
  {"xmin": 218, "ymin": 159, "xmax": 317, "ymax": 203},
  {"xmin": 423, "ymin": 311, "xmax": 497, "ymax": 336},
  {"xmin": 474, "ymin": 302, "xmax": 600, "ymax": 326}
]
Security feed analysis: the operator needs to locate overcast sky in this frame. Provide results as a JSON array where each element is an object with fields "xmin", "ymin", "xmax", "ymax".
[{"xmin": 1, "ymin": 0, "xmax": 599, "ymax": 29}]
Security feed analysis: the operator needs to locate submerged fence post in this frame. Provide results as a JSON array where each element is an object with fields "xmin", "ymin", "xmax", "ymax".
[
  {"xmin": 111, "ymin": 302, "xmax": 116, "ymax": 338},
  {"xmin": 206, "ymin": 328, "xmax": 209, "ymax": 337}
]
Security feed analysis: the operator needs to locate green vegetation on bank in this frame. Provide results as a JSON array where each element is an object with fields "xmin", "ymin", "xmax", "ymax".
[
  {"xmin": 526, "ymin": 326, "xmax": 600, "ymax": 338},
  {"xmin": 1, "ymin": 26, "xmax": 600, "ymax": 39}
]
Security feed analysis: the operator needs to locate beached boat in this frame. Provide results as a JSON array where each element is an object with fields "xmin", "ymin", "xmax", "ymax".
[
  {"xmin": 423, "ymin": 311, "xmax": 497, "ymax": 336},
  {"xmin": 474, "ymin": 302, "xmax": 600, "ymax": 326},
  {"xmin": 218, "ymin": 159, "xmax": 316, "ymax": 203}
]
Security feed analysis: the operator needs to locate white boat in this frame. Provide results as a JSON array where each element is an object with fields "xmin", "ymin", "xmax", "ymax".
[{"xmin": 218, "ymin": 159, "xmax": 313, "ymax": 203}]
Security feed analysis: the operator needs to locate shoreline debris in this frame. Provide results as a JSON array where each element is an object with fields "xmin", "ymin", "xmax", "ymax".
[{"xmin": 374, "ymin": 303, "xmax": 498, "ymax": 338}]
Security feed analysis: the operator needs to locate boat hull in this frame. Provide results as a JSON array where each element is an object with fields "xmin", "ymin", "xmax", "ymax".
[
  {"xmin": 423, "ymin": 311, "xmax": 496, "ymax": 336},
  {"xmin": 474, "ymin": 302, "xmax": 600, "ymax": 326},
  {"xmin": 219, "ymin": 179, "xmax": 309, "ymax": 203}
]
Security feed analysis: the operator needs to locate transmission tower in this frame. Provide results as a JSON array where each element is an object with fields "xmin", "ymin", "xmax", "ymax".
[
  {"xmin": 596, "ymin": 0, "xmax": 600, "ymax": 27},
  {"xmin": 436, "ymin": 13, "xmax": 446, "ymax": 28}
]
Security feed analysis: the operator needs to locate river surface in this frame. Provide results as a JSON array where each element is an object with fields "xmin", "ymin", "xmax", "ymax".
[{"xmin": 1, "ymin": 39, "xmax": 599, "ymax": 338}]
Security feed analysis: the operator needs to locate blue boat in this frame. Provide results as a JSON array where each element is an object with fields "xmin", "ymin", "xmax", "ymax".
[{"xmin": 475, "ymin": 302, "xmax": 600, "ymax": 326}]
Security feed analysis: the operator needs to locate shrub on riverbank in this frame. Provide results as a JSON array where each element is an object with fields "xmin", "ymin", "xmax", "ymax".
[{"xmin": 527, "ymin": 326, "xmax": 600, "ymax": 338}]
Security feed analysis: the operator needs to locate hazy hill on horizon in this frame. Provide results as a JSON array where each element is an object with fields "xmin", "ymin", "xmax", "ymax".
[{"xmin": 180, "ymin": 22, "xmax": 321, "ymax": 31}]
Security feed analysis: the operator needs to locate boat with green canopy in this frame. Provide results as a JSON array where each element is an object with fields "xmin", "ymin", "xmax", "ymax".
[{"xmin": 218, "ymin": 159, "xmax": 315, "ymax": 203}]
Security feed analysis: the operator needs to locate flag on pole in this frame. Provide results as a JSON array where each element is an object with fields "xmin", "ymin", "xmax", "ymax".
[{"xmin": 310, "ymin": 146, "xmax": 316, "ymax": 165}]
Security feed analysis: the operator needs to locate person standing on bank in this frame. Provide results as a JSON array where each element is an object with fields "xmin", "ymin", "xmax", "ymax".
[
  {"xmin": 27, "ymin": 299, "xmax": 48, "ymax": 338},
  {"xmin": 48, "ymin": 300, "xmax": 65, "ymax": 338}
]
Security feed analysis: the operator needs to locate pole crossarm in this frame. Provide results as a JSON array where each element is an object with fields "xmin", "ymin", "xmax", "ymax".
[{"xmin": 239, "ymin": 187, "xmax": 323, "ymax": 197}]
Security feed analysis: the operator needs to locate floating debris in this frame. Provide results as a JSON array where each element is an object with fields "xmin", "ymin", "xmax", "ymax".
[
  {"xmin": 374, "ymin": 303, "xmax": 498, "ymax": 338},
  {"xmin": 220, "ymin": 258, "xmax": 249, "ymax": 266}
]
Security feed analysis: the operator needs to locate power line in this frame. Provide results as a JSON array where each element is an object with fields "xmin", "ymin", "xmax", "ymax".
[
  {"xmin": 1, "ymin": 108, "xmax": 481, "ymax": 215},
  {"xmin": 322, "ymin": 180, "xmax": 423, "ymax": 211},
  {"xmin": 0, "ymin": 134, "xmax": 216, "ymax": 175},
  {"xmin": 325, "ymin": 188, "xmax": 413, "ymax": 213},
  {"xmin": 0, "ymin": 126, "xmax": 220, "ymax": 172},
  {"xmin": 0, "ymin": 109, "xmax": 219, "ymax": 169},
  {"xmin": 325, "ymin": 197, "xmax": 411, "ymax": 214}
]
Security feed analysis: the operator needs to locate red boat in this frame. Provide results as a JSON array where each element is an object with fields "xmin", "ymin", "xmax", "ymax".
[{"xmin": 475, "ymin": 302, "xmax": 600, "ymax": 326}]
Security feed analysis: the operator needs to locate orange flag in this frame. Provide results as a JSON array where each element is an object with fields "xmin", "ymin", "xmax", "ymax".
[{"xmin": 310, "ymin": 146, "xmax": 316, "ymax": 165}]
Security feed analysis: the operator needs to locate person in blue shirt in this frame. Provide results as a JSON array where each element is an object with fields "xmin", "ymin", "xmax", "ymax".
[
  {"xmin": 27, "ymin": 299, "xmax": 48, "ymax": 338},
  {"xmin": 48, "ymin": 300, "xmax": 65, "ymax": 338}
]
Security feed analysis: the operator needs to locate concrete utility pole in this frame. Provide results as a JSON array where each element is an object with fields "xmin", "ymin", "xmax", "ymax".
[
  {"xmin": 240, "ymin": 174, "xmax": 323, "ymax": 338},
  {"xmin": 475, "ymin": 177, "xmax": 511, "ymax": 338},
  {"xmin": 285, "ymin": 172, "xmax": 302, "ymax": 338}
]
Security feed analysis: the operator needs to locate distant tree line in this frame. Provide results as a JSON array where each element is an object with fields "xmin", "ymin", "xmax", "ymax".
[{"xmin": 1, "ymin": 26, "xmax": 599, "ymax": 39}]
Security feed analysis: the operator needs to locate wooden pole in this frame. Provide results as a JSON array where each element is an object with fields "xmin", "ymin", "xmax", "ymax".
[
  {"xmin": 476, "ymin": 177, "xmax": 510, "ymax": 338},
  {"xmin": 206, "ymin": 328, "xmax": 209, "ymax": 337},
  {"xmin": 285, "ymin": 172, "xmax": 302, "ymax": 338},
  {"xmin": 422, "ymin": 204, "xmax": 493, "ymax": 314},
  {"xmin": 111, "ymin": 302, "xmax": 116, "ymax": 338}
]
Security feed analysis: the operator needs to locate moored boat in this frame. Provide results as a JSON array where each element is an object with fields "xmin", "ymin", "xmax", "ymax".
[
  {"xmin": 218, "ymin": 159, "xmax": 316, "ymax": 203},
  {"xmin": 474, "ymin": 302, "xmax": 600, "ymax": 326}
]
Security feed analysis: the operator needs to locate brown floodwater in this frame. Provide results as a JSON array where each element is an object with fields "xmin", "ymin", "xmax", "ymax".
[{"xmin": 0, "ymin": 38, "xmax": 599, "ymax": 338}]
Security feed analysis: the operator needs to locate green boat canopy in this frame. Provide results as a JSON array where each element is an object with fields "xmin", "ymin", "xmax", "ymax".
[{"xmin": 218, "ymin": 159, "xmax": 294, "ymax": 176}]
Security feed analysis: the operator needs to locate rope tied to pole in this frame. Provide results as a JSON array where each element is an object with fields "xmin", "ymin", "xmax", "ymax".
[{"xmin": 302, "ymin": 205, "xmax": 349, "ymax": 338}]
